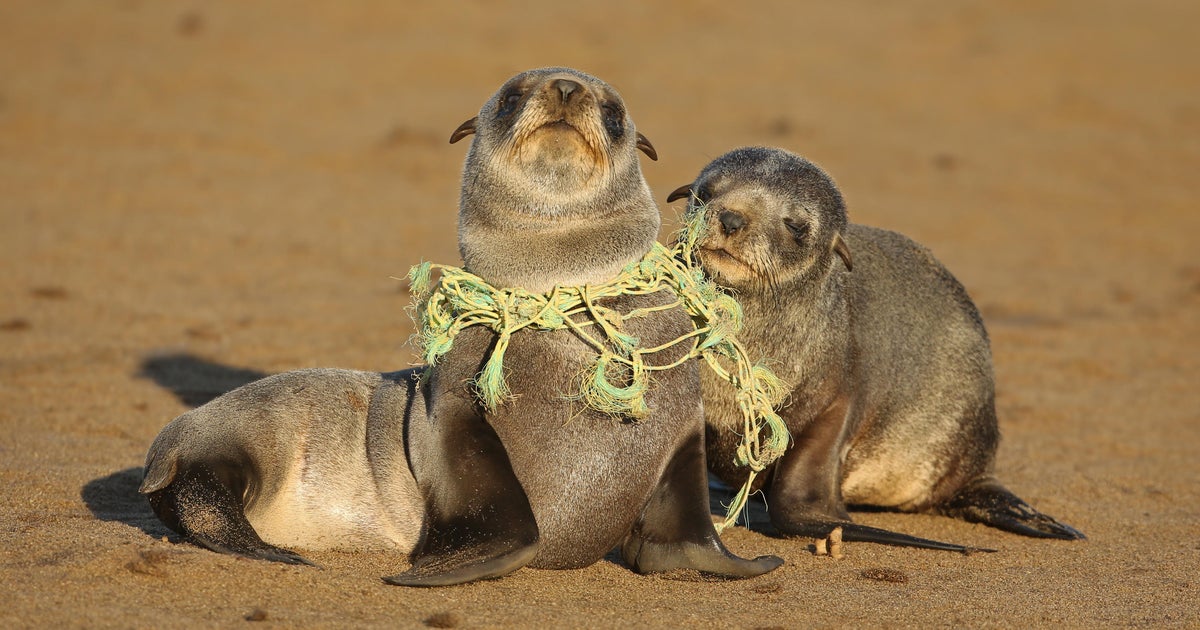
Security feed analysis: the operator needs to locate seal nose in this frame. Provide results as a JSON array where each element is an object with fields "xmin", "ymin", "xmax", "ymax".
[
  {"xmin": 554, "ymin": 78, "xmax": 581, "ymax": 103},
  {"xmin": 719, "ymin": 210, "xmax": 747, "ymax": 236}
]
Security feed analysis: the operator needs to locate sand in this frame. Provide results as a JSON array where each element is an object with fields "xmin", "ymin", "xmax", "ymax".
[{"xmin": 2, "ymin": 1, "xmax": 1197, "ymax": 627}]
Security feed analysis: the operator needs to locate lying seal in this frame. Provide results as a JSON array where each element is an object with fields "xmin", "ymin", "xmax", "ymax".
[
  {"xmin": 143, "ymin": 364, "xmax": 549, "ymax": 585},
  {"xmin": 667, "ymin": 147, "xmax": 1084, "ymax": 549},
  {"xmin": 383, "ymin": 67, "xmax": 782, "ymax": 585},
  {"xmin": 140, "ymin": 368, "xmax": 431, "ymax": 565}
]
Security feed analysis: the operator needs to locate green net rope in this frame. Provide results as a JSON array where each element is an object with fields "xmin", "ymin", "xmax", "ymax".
[{"xmin": 407, "ymin": 216, "xmax": 789, "ymax": 531}]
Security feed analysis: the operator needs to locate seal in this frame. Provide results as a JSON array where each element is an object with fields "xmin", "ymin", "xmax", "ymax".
[
  {"xmin": 140, "ymin": 368, "xmax": 430, "ymax": 564},
  {"xmin": 142, "ymin": 363, "xmax": 545, "ymax": 586},
  {"xmin": 382, "ymin": 68, "xmax": 783, "ymax": 585},
  {"xmin": 667, "ymin": 146, "xmax": 1085, "ymax": 549}
]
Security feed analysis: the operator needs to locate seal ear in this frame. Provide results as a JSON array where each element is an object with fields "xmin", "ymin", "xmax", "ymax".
[
  {"xmin": 636, "ymin": 132, "xmax": 658, "ymax": 161},
  {"xmin": 449, "ymin": 117, "xmax": 477, "ymax": 144},
  {"xmin": 833, "ymin": 233, "xmax": 853, "ymax": 271},
  {"xmin": 666, "ymin": 184, "xmax": 693, "ymax": 203}
]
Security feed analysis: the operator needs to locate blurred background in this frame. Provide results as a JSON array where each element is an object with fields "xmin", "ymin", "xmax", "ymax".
[
  {"xmin": 3, "ymin": 2, "xmax": 1198, "ymax": 626},
  {"xmin": 3, "ymin": 1, "xmax": 1195, "ymax": 372}
]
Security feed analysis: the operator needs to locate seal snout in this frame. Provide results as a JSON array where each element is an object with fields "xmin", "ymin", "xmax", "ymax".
[
  {"xmin": 553, "ymin": 78, "xmax": 581, "ymax": 103},
  {"xmin": 527, "ymin": 75, "xmax": 599, "ymax": 137},
  {"xmin": 718, "ymin": 210, "xmax": 747, "ymax": 236}
]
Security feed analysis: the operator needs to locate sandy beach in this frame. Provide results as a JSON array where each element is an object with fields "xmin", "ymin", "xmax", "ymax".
[{"xmin": 2, "ymin": 1, "xmax": 1197, "ymax": 627}]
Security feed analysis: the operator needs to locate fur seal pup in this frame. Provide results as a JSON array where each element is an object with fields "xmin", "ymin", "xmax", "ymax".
[
  {"xmin": 142, "ymin": 364, "xmax": 543, "ymax": 585},
  {"xmin": 383, "ymin": 68, "xmax": 783, "ymax": 585},
  {"xmin": 140, "ymin": 368, "xmax": 430, "ymax": 564},
  {"xmin": 668, "ymin": 147, "xmax": 1084, "ymax": 549}
]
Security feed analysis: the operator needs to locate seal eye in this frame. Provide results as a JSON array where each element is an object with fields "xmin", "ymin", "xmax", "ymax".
[
  {"xmin": 601, "ymin": 102, "xmax": 625, "ymax": 141},
  {"xmin": 497, "ymin": 90, "xmax": 523, "ymax": 118},
  {"xmin": 783, "ymin": 219, "xmax": 809, "ymax": 244}
]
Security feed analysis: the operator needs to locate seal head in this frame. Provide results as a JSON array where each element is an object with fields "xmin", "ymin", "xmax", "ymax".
[
  {"xmin": 451, "ymin": 67, "xmax": 659, "ymax": 292},
  {"xmin": 669, "ymin": 148, "xmax": 852, "ymax": 296}
]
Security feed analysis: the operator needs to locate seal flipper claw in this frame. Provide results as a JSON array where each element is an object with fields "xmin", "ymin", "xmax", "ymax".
[
  {"xmin": 622, "ymin": 433, "xmax": 783, "ymax": 579},
  {"xmin": 388, "ymin": 388, "xmax": 540, "ymax": 587},
  {"xmin": 144, "ymin": 462, "xmax": 318, "ymax": 567},
  {"xmin": 939, "ymin": 479, "xmax": 1086, "ymax": 541}
]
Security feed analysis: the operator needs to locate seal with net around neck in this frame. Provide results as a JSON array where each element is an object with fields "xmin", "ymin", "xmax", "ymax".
[{"xmin": 386, "ymin": 67, "xmax": 784, "ymax": 586}]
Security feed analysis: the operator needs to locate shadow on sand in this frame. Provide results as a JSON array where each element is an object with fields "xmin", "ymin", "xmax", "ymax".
[
  {"xmin": 137, "ymin": 352, "xmax": 268, "ymax": 407},
  {"xmin": 81, "ymin": 467, "xmax": 171, "ymax": 538}
]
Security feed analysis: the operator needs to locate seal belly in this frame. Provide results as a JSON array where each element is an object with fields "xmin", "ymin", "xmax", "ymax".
[
  {"xmin": 247, "ymin": 451, "xmax": 406, "ymax": 551},
  {"xmin": 247, "ymin": 371, "xmax": 423, "ymax": 551}
]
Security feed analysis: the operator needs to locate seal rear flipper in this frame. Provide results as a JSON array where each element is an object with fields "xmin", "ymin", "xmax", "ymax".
[
  {"xmin": 622, "ymin": 433, "xmax": 783, "ymax": 579},
  {"xmin": 384, "ymin": 390, "xmax": 539, "ymax": 587},
  {"xmin": 939, "ymin": 478, "xmax": 1086, "ymax": 540},
  {"xmin": 187, "ymin": 532, "xmax": 317, "ymax": 567},
  {"xmin": 145, "ymin": 463, "xmax": 317, "ymax": 567},
  {"xmin": 774, "ymin": 518, "xmax": 993, "ymax": 554},
  {"xmin": 139, "ymin": 448, "xmax": 178, "ymax": 495}
]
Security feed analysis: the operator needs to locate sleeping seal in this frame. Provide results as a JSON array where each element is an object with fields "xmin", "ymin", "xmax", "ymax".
[{"xmin": 668, "ymin": 146, "xmax": 1084, "ymax": 549}]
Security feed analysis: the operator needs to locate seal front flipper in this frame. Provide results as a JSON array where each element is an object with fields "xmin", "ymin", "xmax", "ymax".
[
  {"xmin": 939, "ymin": 478, "xmax": 1086, "ymax": 540},
  {"xmin": 772, "ymin": 518, "xmax": 994, "ymax": 554},
  {"xmin": 141, "ymin": 461, "xmax": 317, "ymax": 566},
  {"xmin": 383, "ymin": 385, "xmax": 540, "ymax": 587},
  {"xmin": 764, "ymin": 404, "xmax": 989, "ymax": 553},
  {"xmin": 621, "ymin": 433, "xmax": 783, "ymax": 579}
]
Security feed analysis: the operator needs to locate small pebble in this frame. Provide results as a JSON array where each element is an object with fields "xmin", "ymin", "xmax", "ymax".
[{"xmin": 860, "ymin": 567, "xmax": 909, "ymax": 583}]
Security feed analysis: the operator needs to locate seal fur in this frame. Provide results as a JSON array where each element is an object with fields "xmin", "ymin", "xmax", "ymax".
[
  {"xmin": 140, "ymin": 366, "xmax": 538, "ymax": 584},
  {"xmin": 382, "ymin": 68, "xmax": 783, "ymax": 585},
  {"xmin": 141, "ymin": 369, "xmax": 425, "ymax": 564},
  {"xmin": 669, "ymin": 146, "xmax": 1085, "ymax": 549}
]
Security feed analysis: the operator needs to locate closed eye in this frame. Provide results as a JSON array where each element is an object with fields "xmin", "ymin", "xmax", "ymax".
[
  {"xmin": 601, "ymin": 102, "xmax": 625, "ymax": 140},
  {"xmin": 498, "ymin": 90, "xmax": 523, "ymax": 117},
  {"xmin": 783, "ymin": 219, "xmax": 809, "ymax": 242}
]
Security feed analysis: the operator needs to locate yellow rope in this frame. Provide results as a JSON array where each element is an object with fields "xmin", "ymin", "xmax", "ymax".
[{"xmin": 407, "ymin": 218, "xmax": 789, "ymax": 531}]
